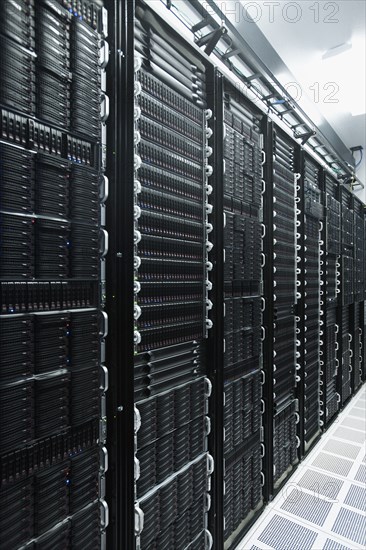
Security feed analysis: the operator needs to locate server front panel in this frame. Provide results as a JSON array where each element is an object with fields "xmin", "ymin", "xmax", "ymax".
[
  {"xmin": 132, "ymin": 4, "xmax": 213, "ymax": 548},
  {"xmin": 0, "ymin": 1, "xmax": 108, "ymax": 548},
  {"xmin": 221, "ymin": 83, "xmax": 263, "ymax": 548},
  {"xmin": 298, "ymin": 154, "xmax": 323, "ymax": 451}
]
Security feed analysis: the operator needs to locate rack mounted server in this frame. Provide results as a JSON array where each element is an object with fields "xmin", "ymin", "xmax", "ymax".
[
  {"xmin": 261, "ymin": 121, "xmax": 299, "ymax": 497},
  {"xmin": 0, "ymin": 0, "xmax": 109, "ymax": 548},
  {"xmin": 105, "ymin": 1, "xmax": 365, "ymax": 549},
  {"xmin": 297, "ymin": 153, "xmax": 323, "ymax": 453},
  {"xmin": 2, "ymin": 0, "xmax": 364, "ymax": 549},
  {"xmin": 107, "ymin": 2, "xmax": 214, "ymax": 548},
  {"xmin": 215, "ymin": 79, "xmax": 264, "ymax": 548},
  {"xmin": 320, "ymin": 172, "xmax": 342, "ymax": 424}
]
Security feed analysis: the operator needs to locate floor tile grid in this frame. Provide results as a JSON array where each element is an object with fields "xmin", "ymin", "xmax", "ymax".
[{"xmin": 236, "ymin": 384, "xmax": 366, "ymax": 550}]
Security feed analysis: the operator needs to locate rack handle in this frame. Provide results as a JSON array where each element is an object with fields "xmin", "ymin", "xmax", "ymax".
[{"xmin": 134, "ymin": 506, "xmax": 144, "ymax": 535}]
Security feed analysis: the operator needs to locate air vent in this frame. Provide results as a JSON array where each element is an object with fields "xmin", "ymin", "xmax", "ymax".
[
  {"xmin": 280, "ymin": 489, "xmax": 333, "ymax": 526},
  {"xmin": 258, "ymin": 514, "xmax": 318, "ymax": 550}
]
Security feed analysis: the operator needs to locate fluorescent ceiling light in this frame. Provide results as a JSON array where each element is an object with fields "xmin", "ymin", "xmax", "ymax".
[{"xmin": 321, "ymin": 39, "xmax": 366, "ymax": 117}]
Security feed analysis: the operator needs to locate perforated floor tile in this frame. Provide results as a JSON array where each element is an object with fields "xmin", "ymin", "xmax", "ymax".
[
  {"xmin": 354, "ymin": 464, "xmax": 366, "ymax": 484},
  {"xmin": 258, "ymin": 514, "xmax": 318, "ymax": 550},
  {"xmin": 351, "ymin": 405, "xmax": 365, "ymax": 411},
  {"xmin": 349, "ymin": 408, "xmax": 365, "ymax": 419},
  {"xmin": 322, "ymin": 439, "xmax": 361, "ymax": 460},
  {"xmin": 280, "ymin": 489, "xmax": 333, "ymax": 526},
  {"xmin": 323, "ymin": 538, "xmax": 353, "ymax": 550},
  {"xmin": 296, "ymin": 469, "xmax": 343, "ymax": 499},
  {"xmin": 331, "ymin": 507, "xmax": 366, "ymax": 546},
  {"xmin": 333, "ymin": 426, "xmax": 365, "ymax": 444},
  {"xmin": 341, "ymin": 417, "xmax": 365, "ymax": 431},
  {"xmin": 311, "ymin": 452, "xmax": 353, "ymax": 476},
  {"xmin": 344, "ymin": 485, "xmax": 366, "ymax": 512}
]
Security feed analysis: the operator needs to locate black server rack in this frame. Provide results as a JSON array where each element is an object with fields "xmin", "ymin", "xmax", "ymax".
[
  {"xmin": 262, "ymin": 120, "xmax": 299, "ymax": 495},
  {"xmin": 352, "ymin": 196, "xmax": 364, "ymax": 392},
  {"xmin": 0, "ymin": 0, "xmax": 109, "ymax": 548},
  {"xmin": 106, "ymin": 2, "xmax": 213, "ymax": 548},
  {"xmin": 320, "ymin": 172, "xmax": 342, "ymax": 425},
  {"xmin": 210, "ymin": 79, "xmax": 264, "ymax": 549},
  {"xmin": 338, "ymin": 186, "xmax": 355, "ymax": 404},
  {"xmin": 363, "ymin": 211, "xmax": 366, "ymax": 382},
  {"xmin": 103, "ymin": 2, "xmax": 365, "ymax": 548},
  {"xmin": 297, "ymin": 153, "xmax": 323, "ymax": 453}
]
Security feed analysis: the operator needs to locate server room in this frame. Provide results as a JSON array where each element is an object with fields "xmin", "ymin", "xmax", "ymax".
[{"xmin": 0, "ymin": 0, "xmax": 365, "ymax": 549}]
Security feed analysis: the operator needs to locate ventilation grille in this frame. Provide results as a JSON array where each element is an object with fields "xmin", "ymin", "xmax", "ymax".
[
  {"xmin": 280, "ymin": 489, "xmax": 333, "ymax": 527},
  {"xmin": 333, "ymin": 427, "xmax": 365, "ymax": 444},
  {"xmin": 354, "ymin": 464, "xmax": 366, "ymax": 484},
  {"xmin": 324, "ymin": 538, "xmax": 353, "ymax": 550},
  {"xmin": 322, "ymin": 440, "xmax": 361, "ymax": 460},
  {"xmin": 344, "ymin": 485, "xmax": 366, "ymax": 512},
  {"xmin": 311, "ymin": 452, "xmax": 353, "ymax": 477},
  {"xmin": 258, "ymin": 515, "xmax": 318, "ymax": 550},
  {"xmin": 331, "ymin": 507, "xmax": 366, "ymax": 546},
  {"xmin": 349, "ymin": 408, "xmax": 365, "ymax": 419},
  {"xmin": 297, "ymin": 469, "xmax": 343, "ymax": 500},
  {"xmin": 341, "ymin": 417, "xmax": 365, "ymax": 431}
]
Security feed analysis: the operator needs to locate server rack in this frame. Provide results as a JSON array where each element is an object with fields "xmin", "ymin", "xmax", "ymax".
[
  {"xmin": 352, "ymin": 196, "xmax": 364, "ymax": 392},
  {"xmin": 296, "ymin": 153, "xmax": 323, "ymax": 453},
  {"xmin": 209, "ymin": 78, "xmax": 264, "ymax": 549},
  {"xmin": 338, "ymin": 185, "xmax": 355, "ymax": 404},
  {"xmin": 106, "ymin": 1, "xmax": 214, "ymax": 548},
  {"xmin": 363, "ymin": 211, "xmax": 366, "ymax": 382},
  {"xmin": 0, "ymin": 0, "xmax": 108, "ymax": 548},
  {"xmin": 262, "ymin": 120, "xmax": 299, "ymax": 496},
  {"xmin": 320, "ymin": 171, "xmax": 342, "ymax": 425}
]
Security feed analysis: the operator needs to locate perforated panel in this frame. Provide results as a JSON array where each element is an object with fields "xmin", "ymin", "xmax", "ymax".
[
  {"xmin": 258, "ymin": 515, "xmax": 318, "ymax": 550},
  {"xmin": 323, "ymin": 539, "xmax": 353, "ymax": 550},
  {"xmin": 344, "ymin": 485, "xmax": 366, "ymax": 512},
  {"xmin": 341, "ymin": 417, "xmax": 365, "ymax": 431},
  {"xmin": 352, "ymin": 405, "xmax": 365, "ymax": 411},
  {"xmin": 280, "ymin": 489, "xmax": 333, "ymax": 526},
  {"xmin": 334, "ymin": 427, "xmax": 365, "ymax": 444},
  {"xmin": 312, "ymin": 453, "xmax": 353, "ymax": 477},
  {"xmin": 349, "ymin": 408, "xmax": 365, "ymax": 419},
  {"xmin": 331, "ymin": 507, "xmax": 366, "ymax": 546},
  {"xmin": 354, "ymin": 464, "xmax": 366, "ymax": 484},
  {"xmin": 322, "ymin": 439, "xmax": 361, "ymax": 460},
  {"xmin": 297, "ymin": 469, "xmax": 343, "ymax": 499}
]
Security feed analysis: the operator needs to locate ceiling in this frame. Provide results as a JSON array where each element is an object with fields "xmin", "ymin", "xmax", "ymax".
[{"xmin": 248, "ymin": 0, "xmax": 366, "ymax": 197}]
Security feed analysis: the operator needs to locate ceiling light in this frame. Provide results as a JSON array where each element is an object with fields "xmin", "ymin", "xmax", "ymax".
[{"xmin": 321, "ymin": 38, "xmax": 366, "ymax": 117}]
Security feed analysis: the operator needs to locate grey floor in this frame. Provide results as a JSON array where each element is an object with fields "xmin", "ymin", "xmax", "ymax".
[{"xmin": 237, "ymin": 384, "xmax": 366, "ymax": 550}]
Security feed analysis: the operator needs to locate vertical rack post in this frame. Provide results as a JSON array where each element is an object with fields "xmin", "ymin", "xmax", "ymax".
[
  {"xmin": 106, "ymin": 0, "xmax": 136, "ymax": 548},
  {"xmin": 207, "ymin": 67, "xmax": 225, "ymax": 549},
  {"xmin": 261, "ymin": 115, "xmax": 274, "ymax": 500}
]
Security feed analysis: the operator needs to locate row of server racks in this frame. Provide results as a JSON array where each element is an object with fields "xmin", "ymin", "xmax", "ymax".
[{"xmin": 1, "ymin": 0, "xmax": 365, "ymax": 549}]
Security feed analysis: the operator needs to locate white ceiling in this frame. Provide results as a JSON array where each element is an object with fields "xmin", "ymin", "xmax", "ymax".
[{"xmin": 248, "ymin": 0, "xmax": 366, "ymax": 197}]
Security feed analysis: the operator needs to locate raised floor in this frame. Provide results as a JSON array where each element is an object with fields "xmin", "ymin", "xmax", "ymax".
[{"xmin": 237, "ymin": 384, "xmax": 366, "ymax": 550}]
